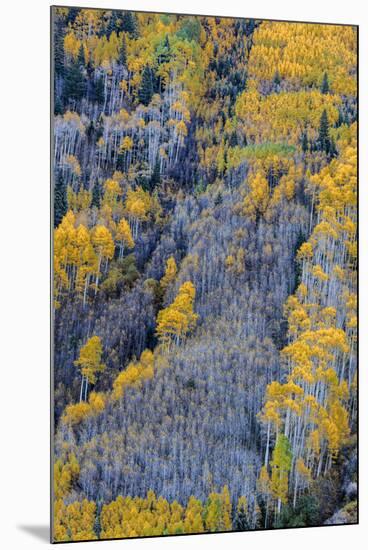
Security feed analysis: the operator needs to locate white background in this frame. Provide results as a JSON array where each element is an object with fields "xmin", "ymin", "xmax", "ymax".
[{"xmin": 1, "ymin": 0, "xmax": 366, "ymax": 547}]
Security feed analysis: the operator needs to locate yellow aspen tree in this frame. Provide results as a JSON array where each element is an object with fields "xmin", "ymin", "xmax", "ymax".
[
  {"xmin": 243, "ymin": 171, "xmax": 270, "ymax": 221},
  {"xmin": 156, "ymin": 281, "xmax": 198, "ymax": 347},
  {"xmin": 160, "ymin": 256, "xmax": 177, "ymax": 291},
  {"xmin": 54, "ymin": 211, "xmax": 77, "ymax": 300},
  {"xmin": 74, "ymin": 335, "xmax": 106, "ymax": 402},
  {"xmin": 54, "ymin": 499, "xmax": 97, "ymax": 542},
  {"xmin": 77, "ymin": 242, "xmax": 98, "ymax": 307},
  {"xmin": 112, "ymin": 349, "xmax": 154, "ymax": 400},
  {"xmin": 125, "ymin": 187, "xmax": 151, "ymax": 238},
  {"xmin": 270, "ymin": 434, "xmax": 292, "ymax": 516},
  {"xmin": 62, "ymin": 391, "xmax": 106, "ymax": 425},
  {"xmin": 54, "ymin": 453, "xmax": 80, "ymax": 499},
  {"xmin": 64, "ymin": 32, "xmax": 81, "ymax": 59},
  {"xmin": 91, "ymin": 225, "xmax": 114, "ymax": 293},
  {"xmin": 184, "ymin": 496, "xmax": 204, "ymax": 533},
  {"xmin": 102, "ymin": 178, "xmax": 122, "ymax": 209},
  {"xmin": 204, "ymin": 492, "xmax": 222, "ymax": 532},
  {"xmin": 168, "ymin": 501, "xmax": 185, "ymax": 534},
  {"xmin": 116, "ymin": 218, "xmax": 134, "ymax": 258},
  {"xmin": 220, "ymin": 485, "xmax": 232, "ymax": 531},
  {"xmin": 119, "ymin": 135, "xmax": 133, "ymax": 153}
]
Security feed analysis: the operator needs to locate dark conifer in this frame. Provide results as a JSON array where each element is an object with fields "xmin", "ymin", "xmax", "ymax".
[
  {"xmin": 91, "ymin": 181, "xmax": 102, "ymax": 209},
  {"xmin": 273, "ymin": 70, "xmax": 281, "ymax": 87},
  {"xmin": 119, "ymin": 34, "xmax": 127, "ymax": 66},
  {"xmin": 63, "ymin": 60, "xmax": 86, "ymax": 102},
  {"xmin": 150, "ymin": 157, "xmax": 161, "ymax": 191},
  {"xmin": 77, "ymin": 44, "xmax": 86, "ymax": 67},
  {"xmin": 214, "ymin": 191, "xmax": 223, "ymax": 206},
  {"xmin": 106, "ymin": 10, "xmax": 119, "ymax": 37},
  {"xmin": 54, "ymin": 174, "xmax": 67, "ymax": 227},
  {"xmin": 301, "ymin": 131, "xmax": 309, "ymax": 153},
  {"xmin": 229, "ymin": 131, "xmax": 238, "ymax": 148},
  {"xmin": 321, "ymin": 71, "xmax": 330, "ymax": 94},
  {"xmin": 138, "ymin": 66, "xmax": 154, "ymax": 106},
  {"xmin": 65, "ymin": 7, "xmax": 79, "ymax": 25},
  {"xmin": 54, "ymin": 97, "xmax": 63, "ymax": 116},
  {"xmin": 234, "ymin": 505, "xmax": 249, "ymax": 531},
  {"xmin": 317, "ymin": 109, "xmax": 331, "ymax": 154},
  {"xmin": 121, "ymin": 11, "xmax": 138, "ymax": 38},
  {"xmin": 337, "ymin": 108, "xmax": 345, "ymax": 127},
  {"xmin": 329, "ymin": 136, "xmax": 338, "ymax": 158},
  {"xmin": 53, "ymin": 20, "xmax": 65, "ymax": 77},
  {"xmin": 93, "ymin": 76, "xmax": 104, "ymax": 104}
]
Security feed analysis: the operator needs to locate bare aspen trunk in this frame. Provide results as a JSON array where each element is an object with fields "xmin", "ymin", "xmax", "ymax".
[
  {"xmin": 80, "ymin": 375, "xmax": 84, "ymax": 402},
  {"xmin": 84, "ymin": 377, "xmax": 89, "ymax": 402},
  {"xmin": 265, "ymin": 422, "xmax": 271, "ymax": 467},
  {"xmin": 95, "ymin": 253, "xmax": 102, "ymax": 295}
]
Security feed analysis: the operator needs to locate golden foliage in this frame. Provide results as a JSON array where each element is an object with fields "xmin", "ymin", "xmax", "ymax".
[{"xmin": 156, "ymin": 282, "xmax": 198, "ymax": 345}]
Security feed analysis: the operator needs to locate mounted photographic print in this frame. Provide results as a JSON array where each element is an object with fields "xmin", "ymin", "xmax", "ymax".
[{"xmin": 51, "ymin": 5, "xmax": 358, "ymax": 543}]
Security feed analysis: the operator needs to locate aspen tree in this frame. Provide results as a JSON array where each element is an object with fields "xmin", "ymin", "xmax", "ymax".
[
  {"xmin": 156, "ymin": 281, "xmax": 198, "ymax": 346},
  {"xmin": 74, "ymin": 335, "xmax": 106, "ymax": 401},
  {"xmin": 270, "ymin": 434, "xmax": 292, "ymax": 515},
  {"xmin": 160, "ymin": 256, "xmax": 177, "ymax": 291},
  {"xmin": 116, "ymin": 218, "xmax": 134, "ymax": 258},
  {"xmin": 91, "ymin": 225, "xmax": 114, "ymax": 293}
]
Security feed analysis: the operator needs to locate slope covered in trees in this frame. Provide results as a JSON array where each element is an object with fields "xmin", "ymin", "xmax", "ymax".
[{"xmin": 52, "ymin": 8, "xmax": 357, "ymax": 541}]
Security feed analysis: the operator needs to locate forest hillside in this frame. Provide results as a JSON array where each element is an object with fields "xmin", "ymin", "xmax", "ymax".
[{"xmin": 52, "ymin": 8, "xmax": 357, "ymax": 542}]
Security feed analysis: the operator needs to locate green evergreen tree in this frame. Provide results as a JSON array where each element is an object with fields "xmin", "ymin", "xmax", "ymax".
[
  {"xmin": 156, "ymin": 34, "xmax": 171, "ymax": 92},
  {"xmin": 119, "ymin": 34, "xmax": 127, "ymax": 66},
  {"xmin": 321, "ymin": 71, "xmax": 329, "ymax": 94},
  {"xmin": 121, "ymin": 11, "xmax": 138, "ymax": 38},
  {"xmin": 53, "ymin": 19, "xmax": 65, "ymax": 77},
  {"xmin": 229, "ymin": 130, "xmax": 238, "ymax": 147},
  {"xmin": 234, "ymin": 502, "xmax": 248, "ymax": 531},
  {"xmin": 138, "ymin": 66, "xmax": 154, "ymax": 106},
  {"xmin": 273, "ymin": 70, "xmax": 281, "ymax": 87},
  {"xmin": 92, "ymin": 76, "xmax": 104, "ymax": 104},
  {"xmin": 164, "ymin": 34, "xmax": 170, "ymax": 52},
  {"xmin": 150, "ymin": 157, "xmax": 161, "ymax": 191},
  {"xmin": 214, "ymin": 191, "xmax": 223, "ymax": 206},
  {"xmin": 337, "ymin": 108, "xmax": 345, "ymax": 127},
  {"xmin": 301, "ymin": 131, "xmax": 309, "ymax": 153},
  {"xmin": 54, "ymin": 174, "xmax": 67, "ymax": 227},
  {"xmin": 329, "ymin": 136, "xmax": 338, "ymax": 158},
  {"xmin": 92, "ymin": 181, "xmax": 102, "ymax": 209},
  {"xmin": 86, "ymin": 120, "xmax": 95, "ymax": 140},
  {"xmin": 106, "ymin": 10, "xmax": 119, "ymax": 37},
  {"xmin": 94, "ymin": 500, "xmax": 103, "ymax": 538},
  {"xmin": 245, "ymin": 19, "xmax": 256, "ymax": 35},
  {"xmin": 317, "ymin": 109, "xmax": 331, "ymax": 154},
  {"xmin": 158, "ymin": 35, "xmax": 171, "ymax": 65},
  {"xmin": 63, "ymin": 60, "xmax": 86, "ymax": 102},
  {"xmin": 77, "ymin": 44, "xmax": 86, "ymax": 67},
  {"xmin": 66, "ymin": 6, "xmax": 79, "ymax": 25},
  {"xmin": 54, "ymin": 96, "xmax": 63, "ymax": 116},
  {"xmin": 177, "ymin": 18, "xmax": 201, "ymax": 42}
]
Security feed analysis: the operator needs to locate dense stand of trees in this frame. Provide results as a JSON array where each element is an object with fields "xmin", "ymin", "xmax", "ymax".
[{"xmin": 52, "ymin": 7, "xmax": 357, "ymax": 542}]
